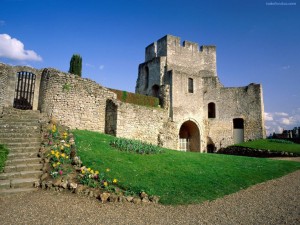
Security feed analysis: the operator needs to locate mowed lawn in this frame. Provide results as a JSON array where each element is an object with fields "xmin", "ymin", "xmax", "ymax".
[
  {"xmin": 73, "ymin": 130, "xmax": 300, "ymax": 205},
  {"xmin": 236, "ymin": 139, "xmax": 300, "ymax": 154}
]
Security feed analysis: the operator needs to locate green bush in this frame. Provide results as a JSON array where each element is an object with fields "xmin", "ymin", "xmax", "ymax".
[
  {"xmin": 0, "ymin": 144, "xmax": 9, "ymax": 172},
  {"xmin": 110, "ymin": 89, "xmax": 159, "ymax": 107},
  {"xmin": 110, "ymin": 137, "xmax": 164, "ymax": 154},
  {"xmin": 269, "ymin": 139, "xmax": 295, "ymax": 144}
]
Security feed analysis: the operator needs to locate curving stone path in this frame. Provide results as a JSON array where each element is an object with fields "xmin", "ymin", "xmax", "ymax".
[{"xmin": 0, "ymin": 169, "xmax": 299, "ymax": 225}]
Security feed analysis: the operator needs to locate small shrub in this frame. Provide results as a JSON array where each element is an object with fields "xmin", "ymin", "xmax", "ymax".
[
  {"xmin": 0, "ymin": 144, "xmax": 9, "ymax": 172},
  {"xmin": 109, "ymin": 89, "xmax": 159, "ymax": 107},
  {"xmin": 110, "ymin": 137, "xmax": 164, "ymax": 154}
]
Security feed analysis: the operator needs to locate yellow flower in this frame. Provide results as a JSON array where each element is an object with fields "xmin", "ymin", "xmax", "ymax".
[
  {"xmin": 52, "ymin": 124, "xmax": 56, "ymax": 133},
  {"xmin": 64, "ymin": 144, "xmax": 70, "ymax": 148},
  {"xmin": 87, "ymin": 168, "xmax": 91, "ymax": 172},
  {"xmin": 95, "ymin": 171, "xmax": 99, "ymax": 175},
  {"xmin": 55, "ymin": 154, "xmax": 60, "ymax": 159},
  {"xmin": 60, "ymin": 146, "xmax": 64, "ymax": 150},
  {"xmin": 66, "ymin": 156, "xmax": 69, "ymax": 159},
  {"xmin": 106, "ymin": 168, "xmax": 110, "ymax": 172},
  {"xmin": 52, "ymin": 163, "xmax": 56, "ymax": 168},
  {"xmin": 113, "ymin": 178, "xmax": 118, "ymax": 184},
  {"xmin": 81, "ymin": 170, "xmax": 85, "ymax": 174},
  {"xmin": 90, "ymin": 170, "xmax": 94, "ymax": 174},
  {"xmin": 61, "ymin": 153, "xmax": 66, "ymax": 158},
  {"xmin": 103, "ymin": 182, "xmax": 108, "ymax": 187},
  {"xmin": 51, "ymin": 150, "xmax": 54, "ymax": 155}
]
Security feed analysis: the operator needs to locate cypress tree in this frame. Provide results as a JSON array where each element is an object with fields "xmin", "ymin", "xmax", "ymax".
[{"xmin": 69, "ymin": 54, "xmax": 82, "ymax": 76}]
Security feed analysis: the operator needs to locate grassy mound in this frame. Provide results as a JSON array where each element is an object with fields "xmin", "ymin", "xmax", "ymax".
[
  {"xmin": 73, "ymin": 130, "xmax": 300, "ymax": 205},
  {"xmin": 235, "ymin": 139, "xmax": 300, "ymax": 154}
]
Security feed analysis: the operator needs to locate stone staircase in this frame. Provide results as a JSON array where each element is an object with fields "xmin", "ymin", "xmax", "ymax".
[{"xmin": 0, "ymin": 108, "xmax": 43, "ymax": 195}]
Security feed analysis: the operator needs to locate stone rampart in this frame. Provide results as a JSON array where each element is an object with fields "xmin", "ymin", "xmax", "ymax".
[
  {"xmin": 105, "ymin": 99, "xmax": 170, "ymax": 145},
  {"xmin": 39, "ymin": 68, "xmax": 116, "ymax": 131}
]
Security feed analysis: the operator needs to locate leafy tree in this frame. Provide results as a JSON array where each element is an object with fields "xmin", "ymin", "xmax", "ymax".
[{"xmin": 69, "ymin": 54, "xmax": 82, "ymax": 76}]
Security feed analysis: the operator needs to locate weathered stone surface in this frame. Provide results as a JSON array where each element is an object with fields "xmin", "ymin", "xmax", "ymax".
[
  {"xmin": 40, "ymin": 173, "xmax": 48, "ymax": 181},
  {"xmin": 125, "ymin": 196, "xmax": 134, "ymax": 202},
  {"xmin": 100, "ymin": 192, "xmax": 110, "ymax": 203},
  {"xmin": 108, "ymin": 193, "xmax": 118, "ymax": 203},
  {"xmin": 74, "ymin": 184, "xmax": 84, "ymax": 194},
  {"xmin": 132, "ymin": 197, "xmax": 142, "ymax": 204}
]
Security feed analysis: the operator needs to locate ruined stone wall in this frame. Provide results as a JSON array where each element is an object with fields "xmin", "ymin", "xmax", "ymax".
[
  {"xmin": 0, "ymin": 63, "xmax": 41, "ymax": 112},
  {"xmin": 105, "ymin": 99, "xmax": 171, "ymax": 146},
  {"xmin": 203, "ymin": 78, "xmax": 265, "ymax": 149},
  {"xmin": 39, "ymin": 69, "xmax": 116, "ymax": 131}
]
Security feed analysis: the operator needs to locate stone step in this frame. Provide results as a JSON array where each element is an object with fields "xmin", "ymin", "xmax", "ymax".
[
  {"xmin": 0, "ymin": 128, "xmax": 40, "ymax": 134},
  {"xmin": 0, "ymin": 124, "xmax": 40, "ymax": 129},
  {"xmin": 5, "ymin": 142, "xmax": 41, "ymax": 148},
  {"xmin": 0, "ymin": 180, "xmax": 10, "ymax": 189},
  {"xmin": 0, "ymin": 132, "xmax": 41, "ymax": 138},
  {"xmin": 0, "ymin": 187, "xmax": 38, "ymax": 196},
  {"xmin": 4, "ymin": 163, "xmax": 43, "ymax": 173},
  {"xmin": 0, "ymin": 137, "xmax": 41, "ymax": 143},
  {"xmin": 5, "ymin": 158, "xmax": 41, "ymax": 166},
  {"xmin": 0, "ymin": 170, "xmax": 43, "ymax": 180},
  {"xmin": 0, "ymin": 119, "xmax": 40, "ymax": 124},
  {"xmin": 7, "ymin": 152, "xmax": 38, "ymax": 160},
  {"xmin": 10, "ymin": 178, "xmax": 39, "ymax": 189},
  {"xmin": 5, "ymin": 147, "xmax": 39, "ymax": 154}
]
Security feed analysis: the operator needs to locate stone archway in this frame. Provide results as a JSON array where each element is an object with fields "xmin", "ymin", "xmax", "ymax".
[{"xmin": 179, "ymin": 120, "xmax": 200, "ymax": 152}]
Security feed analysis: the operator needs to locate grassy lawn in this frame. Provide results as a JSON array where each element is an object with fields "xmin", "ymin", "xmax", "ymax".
[
  {"xmin": 0, "ymin": 144, "xmax": 9, "ymax": 172},
  {"xmin": 235, "ymin": 139, "xmax": 300, "ymax": 154},
  {"xmin": 73, "ymin": 130, "xmax": 300, "ymax": 205}
]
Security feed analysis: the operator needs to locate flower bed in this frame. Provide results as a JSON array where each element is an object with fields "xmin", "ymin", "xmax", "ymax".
[{"xmin": 37, "ymin": 120, "xmax": 159, "ymax": 204}]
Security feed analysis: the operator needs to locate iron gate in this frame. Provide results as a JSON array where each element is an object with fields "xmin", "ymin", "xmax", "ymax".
[{"xmin": 13, "ymin": 71, "xmax": 36, "ymax": 110}]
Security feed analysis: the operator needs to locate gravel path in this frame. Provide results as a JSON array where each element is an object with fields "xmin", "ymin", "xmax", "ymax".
[{"xmin": 0, "ymin": 169, "xmax": 299, "ymax": 225}]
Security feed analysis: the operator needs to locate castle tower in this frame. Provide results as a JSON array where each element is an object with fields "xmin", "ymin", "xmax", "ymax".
[{"xmin": 136, "ymin": 35, "xmax": 265, "ymax": 152}]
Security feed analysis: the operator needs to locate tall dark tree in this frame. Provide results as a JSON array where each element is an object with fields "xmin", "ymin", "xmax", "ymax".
[{"xmin": 69, "ymin": 54, "xmax": 82, "ymax": 76}]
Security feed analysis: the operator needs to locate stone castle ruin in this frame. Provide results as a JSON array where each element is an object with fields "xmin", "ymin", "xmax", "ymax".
[{"xmin": 0, "ymin": 35, "xmax": 265, "ymax": 152}]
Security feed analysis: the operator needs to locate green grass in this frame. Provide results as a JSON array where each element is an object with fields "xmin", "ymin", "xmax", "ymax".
[
  {"xmin": 0, "ymin": 144, "xmax": 9, "ymax": 172},
  {"xmin": 235, "ymin": 139, "xmax": 300, "ymax": 154},
  {"xmin": 73, "ymin": 130, "xmax": 300, "ymax": 205}
]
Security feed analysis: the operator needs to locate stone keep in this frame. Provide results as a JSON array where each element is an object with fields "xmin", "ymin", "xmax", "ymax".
[{"xmin": 135, "ymin": 35, "xmax": 266, "ymax": 152}]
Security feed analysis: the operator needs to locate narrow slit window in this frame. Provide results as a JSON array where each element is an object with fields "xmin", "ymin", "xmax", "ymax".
[
  {"xmin": 188, "ymin": 78, "xmax": 193, "ymax": 93},
  {"xmin": 208, "ymin": 102, "xmax": 216, "ymax": 118}
]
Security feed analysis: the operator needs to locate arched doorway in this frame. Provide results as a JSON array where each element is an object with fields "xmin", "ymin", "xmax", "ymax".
[{"xmin": 179, "ymin": 120, "xmax": 200, "ymax": 152}]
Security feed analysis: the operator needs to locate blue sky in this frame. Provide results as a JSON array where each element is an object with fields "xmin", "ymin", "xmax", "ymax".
[{"xmin": 0, "ymin": 0, "xmax": 299, "ymax": 135}]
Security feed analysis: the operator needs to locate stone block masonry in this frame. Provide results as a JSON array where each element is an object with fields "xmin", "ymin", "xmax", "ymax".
[
  {"xmin": 106, "ymin": 99, "xmax": 170, "ymax": 145},
  {"xmin": 38, "ymin": 68, "xmax": 116, "ymax": 132}
]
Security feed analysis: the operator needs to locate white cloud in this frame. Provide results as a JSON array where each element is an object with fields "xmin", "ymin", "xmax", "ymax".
[
  {"xmin": 264, "ymin": 112, "xmax": 273, "ymax": 121},
  {"xmin": 265, "ymin": 109, "xmax": 300, "ymax": 135},
  {"xmin": 0, "ymin": 34, "xmax": 42, "ymax": 61},
  {"xmin": 99, "ymin": 65, "xmax": 104, "ymax": 70},
  {"xmin": 274, "ymin": 112, "xmax": 289, "ymax": 116},
  {"xmin": 280, "ymin": 118, "xmax": 291, "ymax": 125}
]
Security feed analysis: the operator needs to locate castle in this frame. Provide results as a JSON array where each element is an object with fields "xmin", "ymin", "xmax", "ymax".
[{"xmin": 0, "ymin": 35, "xmax": 266, "ymax": 152}]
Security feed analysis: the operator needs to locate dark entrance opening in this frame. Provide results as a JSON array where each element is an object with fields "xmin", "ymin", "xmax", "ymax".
[
  {"xmin": 152, "ymin": 84, "xmax": 160, "ymax": 98},
  {"xmin": 207, "ymin": 144, "xmax": 215, "ymax": 153},
  {"xmin": 233, "ymin": 118, "xmax": 244, "ymax": 144},
  {"xmin": 13, "ymin": 71, "xmax": 36, "ymax": 110},
  {"xmin": 179, "ymin": 120, "xmax": 200, "ymax": 152},
  {"xmin": 208, "ymin": 102, "xmax": 216, "ymax": 118}
]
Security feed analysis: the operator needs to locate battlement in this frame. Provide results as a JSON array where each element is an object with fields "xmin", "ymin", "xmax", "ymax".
[{"xmin": 145, "ymin": 35, "xmax": 216, "ymax": 61}]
